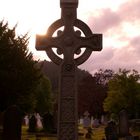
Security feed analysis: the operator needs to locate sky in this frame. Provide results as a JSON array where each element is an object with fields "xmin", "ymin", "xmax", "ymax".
[{"xmin": 0, "ymin": 0, "xmax": 140, "ymax": 74}]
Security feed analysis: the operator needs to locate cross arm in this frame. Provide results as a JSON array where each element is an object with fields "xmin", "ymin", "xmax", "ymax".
[
  {"xmin": 76, "ymin": 34, "xmax": 102, "ymax": 51},
  {"xmin": 35, "ymin": 35, "xmax": 61, "ymax": 51}
]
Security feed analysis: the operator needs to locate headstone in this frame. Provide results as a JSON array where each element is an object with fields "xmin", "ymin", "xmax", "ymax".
[
  {"xmin": 36, "ymin": 113, "xmax": 43, "ymax": 128},
  {"xmin": 79, "ymin": 116, "xmax": 84, "ymax": 125},
  {"xmin": 24, "ymin": 115, "xmax": 29, "ymax": 126},
  {"xmin": 119, "ymin": 109, "xmax": 130, "ymax": 137},
  {"xmin": 101, "ymin": 115, "xmax": 108, "ymax": 125},
  {"xmin": 3, "ymin": 105, "xmax": 22, "ymax": 140},
  {"xmin": 35, "ymin": 0, "xmax": 102, "ymax": 139},
  {"xmin": 105, "ymin": 121, "xmax": 118, "ymax": 140},
  {"xmin": 83, "ymin": 116, "xmax": 91, "ymax": 128},
  {"xmin": 28, "ymin": 114, "xmax": 37, "ymax": 132},
  {"xmin": 42, "ymin": 112, "xmax": 54, "ymax": 133},
  {"xmin": 92, "ymin": 118, "xmax": 100, "ymax": 128}
]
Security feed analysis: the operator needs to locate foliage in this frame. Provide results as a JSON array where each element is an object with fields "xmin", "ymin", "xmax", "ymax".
[
  {"xmin": 94, "ymin": 69, "xmax": 114, "ymax": 86},
  {"xmin": 103, "ymin": 69, "xmax": 140, "ymax": 118},
  {"xmin": 78, "ymin": 69, "xmax": 114, "ymax": 117},
  {"xmin": 35, "ymin": 75, "xmax": 53, "ymax": 115},
  {"xmin": 78, "ymin": 74, "xmax": 107, "ymax": 117},
  {"xmin": 0, "ymin": 21, "xmax": 41, "ymax": 112},
  {"xmin": 39, "ymin": 61, "xmax": 114, "ymax": 117}
]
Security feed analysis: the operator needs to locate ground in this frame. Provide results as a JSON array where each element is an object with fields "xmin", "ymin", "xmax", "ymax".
[
  {"xmin": 21, "ymin": 125, "xmax": 140, "ymax": 140},
  {"xmin": 21, "ymin": 125, "xmax": 105, "ymax": 140},
  {"xmin": 0, "ymin": 124, "xmax": 139, "ymax": 140}
]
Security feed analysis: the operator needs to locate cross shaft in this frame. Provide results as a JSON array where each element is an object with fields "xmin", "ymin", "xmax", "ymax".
[{"xmin": 36, "ymin": 0, "xmax": 102, "ymax": 140}]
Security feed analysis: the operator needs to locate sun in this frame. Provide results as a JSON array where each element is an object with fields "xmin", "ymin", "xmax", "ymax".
[
  {"xmin": 2, "ymin": 0, "xmax": 60, "ymax": 36},
  {"xmin": 12, "ymin": 0, "xmax": 61, "ymax": 61},
  {"xmin": 0, "ymin": 0, "xmax": 131, "ymax": 61},
  {"xmin": 27, "ymin": 0, "xmax": 60, "ymax": 35}
]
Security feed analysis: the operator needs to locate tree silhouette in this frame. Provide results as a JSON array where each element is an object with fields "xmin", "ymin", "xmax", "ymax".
[{"xmin": 0, "ymin": 21, "xmax": 41, "ymax": 112}]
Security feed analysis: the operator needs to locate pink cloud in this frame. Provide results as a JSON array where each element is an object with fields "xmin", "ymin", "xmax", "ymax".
[
  {"xmin": 79, "ymin": 0, "xmax": 140, "ymax": 74},
  {"xmin": 87, "ymin": 0, "xmax": 140, "ymax": 33},
  {"xmin": 88, "ymin": 8, "xmax": 121, "ymax": 33},
  {"xmin": 119, "ymin": 0, "xmax": 140, "ymax": 21}
]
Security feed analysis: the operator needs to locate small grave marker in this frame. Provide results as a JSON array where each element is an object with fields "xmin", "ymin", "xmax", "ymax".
[
  {"xmin": 119, "ymin": 109, "xmax": 130, "ymax": 137},
  {"xmin": 3, "ymin": 105, "xmax": 22, "ymax": 140}
]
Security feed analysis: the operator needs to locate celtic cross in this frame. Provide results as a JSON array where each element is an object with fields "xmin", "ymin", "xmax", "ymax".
[{"xmin": 36, "ymin": 0, "xmax": 102, "ymax": 140}]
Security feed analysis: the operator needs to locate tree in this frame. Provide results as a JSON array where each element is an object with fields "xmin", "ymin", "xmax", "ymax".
[
  {"xmin": 103, "ymin": 69, "xmax": 140, "ymax": 118},
  {"xmin": 94, "ymin": 69, "xmax": 114, "ymax": 86},
  {"xmin": 35, "ymin": 75, "xmax": 53, "ymax": 115},
  {"xmin": 0, "ymin": 21, "xmax": 41, "ymax": 112},
  {"xmin": 78, "ymin": 73, "xmax": 107, "ymax": 117}
]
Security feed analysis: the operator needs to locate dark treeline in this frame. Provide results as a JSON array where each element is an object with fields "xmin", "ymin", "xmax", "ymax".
[
  {"xmin": 38, "ymin": 61, "xmax": 140, "ymax": 119},
  {"xmin": 38, "ymin": 61, "xmax": 113, "ymax": 117}
]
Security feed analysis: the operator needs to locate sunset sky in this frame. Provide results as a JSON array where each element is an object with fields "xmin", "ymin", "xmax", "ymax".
[{"xmin": 0, "ymin": 0, "xmax": 140, "ymax": 74}]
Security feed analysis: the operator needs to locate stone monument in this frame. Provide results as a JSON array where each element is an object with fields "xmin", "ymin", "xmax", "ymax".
[
  {"xmin": 35, "ymin": 0, "xmax": 102, "ymax": 140},
  {"xmin": 3, "ymin": 105, "xmax": 22, "ymax": 140},
  {"xmin": 119, "ymin": 109, "xmax": 130, "ymax": 137}
]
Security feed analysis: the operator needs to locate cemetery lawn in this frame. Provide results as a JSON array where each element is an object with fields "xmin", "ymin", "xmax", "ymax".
[
  {"xmin": 21, "ymin": 125, "xmax": 140, "ymax": 140},
  {"xmin": 21, "ymin": 125, "xmax": 106, "ymax": 140}
]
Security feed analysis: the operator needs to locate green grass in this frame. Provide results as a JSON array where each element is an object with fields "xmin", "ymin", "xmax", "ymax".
[
  {"xmin": 92, "ymin": 126, "xmax": 105, "ymax": 140},
  {"xmin": 21, "ymin": 125, "xmax": 140, "ymax": 140},
  {"xmin": 21, "ymin": 125, "xmax": 105, "ymax": 140}
]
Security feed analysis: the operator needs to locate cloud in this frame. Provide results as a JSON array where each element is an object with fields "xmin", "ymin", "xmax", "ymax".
[
  {"xmin": 119, "ymin": 0, "xmax": 140, "ymax": 21},
  {"xmin": 79, "ymin": 0, "xmax": 140, "ymax": 74},
  {"xmin": 88, "ymin": 8, "xmax": 121, "ymax": 33},
  {"xmin": 79, "ymin": 46, "xmax": 116, "ymax": 72},
  {"xmin": 87, "ymin": 0, "xmax": 140, "ymax": 33},
  {"xmin": 79, "ymin": 35, "xmax": 140, "ymax": 74},
  {"xmin": 130, "ymin": 36, "xmax": 140, "ymax": 53},
  {"xmin": 128, "ymin": 36, "xmax": 140, "ymax": 67},
  {"xmin": 79, "ymin": 42, "xmax": 140, "ymax": 74}
]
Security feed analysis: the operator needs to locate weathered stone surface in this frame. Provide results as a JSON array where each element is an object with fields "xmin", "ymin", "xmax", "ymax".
[{"xmin": 36, "ymin": 0, "xmax": 102, "ymax": 139}]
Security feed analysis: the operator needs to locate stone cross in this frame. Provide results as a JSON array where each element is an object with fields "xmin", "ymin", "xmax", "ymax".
[{"xmin": 35, "ymin": 0, "xmax": 102, "ymax": 140}]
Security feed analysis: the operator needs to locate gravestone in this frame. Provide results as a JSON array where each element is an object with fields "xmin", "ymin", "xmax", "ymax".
[
  {"xmin": 24, "ymin": 115, "xmax": 29, "ymax": 126},
  {"xmin": 119, "ymin": 109, "xmax": 130, "ymax": 137},
  {"xmin": 28, "ymin": 114, "xmax": 37, "ymax": 132},
  {"xmin": 105, "ymin": 121, "xmax": 118, "ymax": 140},
  {"xmin": 35, "ymin": 0, "xmax": 102, "ymax": 139},
  {"xmin": 79, "ymin": 116, "xmax": 84, "ymax": 125},
  {"xmin": 92, "ymin": 118, "xmax": 100, "ymax": 128},
  {"xmin": 42, "ymin": 112, "xmax": 54, "ymax": 133},
  {"xmin": 83, "ymin": 116, "xmax": 91, "ymax": 128},
  {"xmin": 36, "ymin": 113, "xmax": 43, "ymax": 128},
  {"xmin": 101, "ymin": 115, "xmax": 108, "ymax": 125},
  {"xmin": 3, "ymin": 105, "xmax": 22, "ymax": 140}
]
